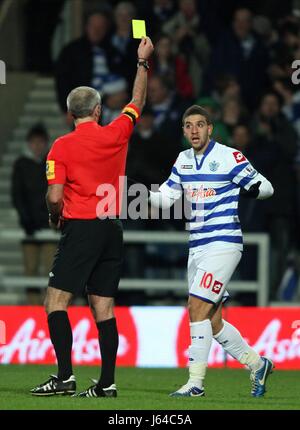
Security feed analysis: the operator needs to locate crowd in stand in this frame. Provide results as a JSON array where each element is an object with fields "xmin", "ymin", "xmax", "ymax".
[{"xmin": 14, "ymin": 0, "xmax": 300, "ymax": 301}]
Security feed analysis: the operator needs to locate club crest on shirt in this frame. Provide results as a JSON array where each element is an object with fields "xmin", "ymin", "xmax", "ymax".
[{"xmin": 209, "ymin": 161, "xmax": 220, "ymax": 172}]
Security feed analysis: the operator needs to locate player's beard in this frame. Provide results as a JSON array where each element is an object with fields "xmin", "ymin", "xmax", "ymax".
[{"xmin": 191, "ymin": 130, "xmax": 209, "ymax": 154}]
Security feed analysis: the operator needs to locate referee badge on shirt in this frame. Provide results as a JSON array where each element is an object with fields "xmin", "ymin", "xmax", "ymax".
[
  {"xmin": 209, "ymin": 161, "xmax": 220, "ymax": 172},
  {"xmin": 46, "ymin": 160, "xmax": 55, "ymax": 180}
]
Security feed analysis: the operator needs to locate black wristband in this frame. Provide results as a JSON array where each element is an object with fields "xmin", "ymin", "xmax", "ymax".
[{"xmin": 137, "ymin": 59, "xmax": 149, "ymax": 70}]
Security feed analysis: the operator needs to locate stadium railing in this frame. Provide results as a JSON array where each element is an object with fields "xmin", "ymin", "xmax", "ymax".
[{"xmin": 0, "ymin": 229, "xmax": 270, "ymax": 306}]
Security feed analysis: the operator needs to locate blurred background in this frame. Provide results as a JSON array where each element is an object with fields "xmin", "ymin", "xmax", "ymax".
[{"xmin": 0, "ymin": 0, "xmax": 300, "ymax": 310}]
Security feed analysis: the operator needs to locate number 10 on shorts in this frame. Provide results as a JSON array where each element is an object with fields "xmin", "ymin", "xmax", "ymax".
[{"xmin": 200, "ymin": 272, "xmax": 223, "ymax": 295}]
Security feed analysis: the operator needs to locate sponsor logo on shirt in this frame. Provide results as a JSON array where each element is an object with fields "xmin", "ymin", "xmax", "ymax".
[
  {"xmin": 209, "ymin": 161, "xmax": 220, "ymax": 172},
  {"xmin": 181, "ymin": 165, "xmax": 193, "ymax": 169},
  {"xmin": 233, "ymin": 151, "xmax": 247, "ymax": 164},
  {"xmin": 46, "ymin": 160, "xmax": 55, "ymax": 180},
  {"xmin": 186, "ymin": 185, "xmax": 216, "ymax": 200},
  {"xmin": 212, "ymin": 280, "xmax": 223, "ymax": 295}
]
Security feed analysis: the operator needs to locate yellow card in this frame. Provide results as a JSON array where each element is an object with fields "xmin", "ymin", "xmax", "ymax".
[{"xmin": 132, "ymin": 20, "xmax": 146, "ymax": 39}]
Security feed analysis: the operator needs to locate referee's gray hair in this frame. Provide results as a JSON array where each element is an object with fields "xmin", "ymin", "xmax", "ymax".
[{"xmin": 67, "ymin": 86, "xmax": 101, "ymax": 119}]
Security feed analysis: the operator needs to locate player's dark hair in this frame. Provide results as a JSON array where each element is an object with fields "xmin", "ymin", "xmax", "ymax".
[
  {"xmin": 182, "ymin": 105, "xmax": 212, "ymax": 126},
  {"xmin": 26, "ymin": 123, "xmax": 49, "ymax": 142}
]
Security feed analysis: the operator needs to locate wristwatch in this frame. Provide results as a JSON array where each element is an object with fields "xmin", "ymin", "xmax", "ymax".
[
  {"xmin": 137, "ymin": 59, "xmax": 149, "ymax": 70},
  {"xmin": 49, "ymin": 213, "xmax": 59, "ymax": 224}
]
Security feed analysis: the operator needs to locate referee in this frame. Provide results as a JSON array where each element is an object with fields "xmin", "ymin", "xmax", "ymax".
[{"xmin": 31, "ymin": 37, "xmax": 154, "ymax": 398}]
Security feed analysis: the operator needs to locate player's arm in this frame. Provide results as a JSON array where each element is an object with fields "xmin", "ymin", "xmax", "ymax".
[
  {"xmin": 149, "ymin": 162, "xmax": 183, "ymax": 209},
  {"xmin": 239, "ymin": 173, "xmax": 274, "ymax": 200},
  {"xmin": 149, "ymin": 190, "xmax": 178, "ymax": 209},
  {"xmin": 229, "ymin": 151, "xmax": 274, "ymax": 200}
]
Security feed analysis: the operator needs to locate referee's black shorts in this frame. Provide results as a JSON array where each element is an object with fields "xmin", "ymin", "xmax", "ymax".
[{"xmin": 48, "ymin": 218, "xmax": 123, "ymax": 297}]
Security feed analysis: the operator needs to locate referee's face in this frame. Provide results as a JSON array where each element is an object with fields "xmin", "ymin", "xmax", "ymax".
[{"xmin": 183, "ymin": 114, "xmax": 213, "ymax": 154}]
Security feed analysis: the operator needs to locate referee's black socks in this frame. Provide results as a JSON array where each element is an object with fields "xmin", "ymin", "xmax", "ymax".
[
  {"xmin": 48, "ymin": 310, "xmax": 73, "ymax": 381},
  {"xmin": 96, "ymin": 317, "xmax": 119, "ymax": 390}
]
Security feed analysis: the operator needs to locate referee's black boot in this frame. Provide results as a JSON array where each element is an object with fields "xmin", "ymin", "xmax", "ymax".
[
  {"xmin": 30, "ymin": 375, "xmax": 76, "ymax": 396},
  {"xmin": 73, "ymin": 383, "xmax": 117, "ymax": 398}
]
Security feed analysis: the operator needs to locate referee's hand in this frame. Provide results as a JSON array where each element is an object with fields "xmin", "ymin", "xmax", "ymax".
[
  {"xmin": 138, "ymin": 37, "xmax": 154, "ymax": 60},
  {"xmin": 49, "ymin": 214, "xmax": 63, "ymax": 231}
]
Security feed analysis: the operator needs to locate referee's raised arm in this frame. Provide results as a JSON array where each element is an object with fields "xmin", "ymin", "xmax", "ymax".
[{"xmin": 129, "ymin": 37, "xmax": 154, "ymax": 112}]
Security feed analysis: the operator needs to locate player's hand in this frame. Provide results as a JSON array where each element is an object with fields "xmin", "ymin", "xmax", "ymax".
[
  {"xmin": 240, "ymin": 181, "xmax": 261, "ymax": 199},
  {"xmin": 137, "ymin": 37, "xmax": 154, "ymax": 60}
]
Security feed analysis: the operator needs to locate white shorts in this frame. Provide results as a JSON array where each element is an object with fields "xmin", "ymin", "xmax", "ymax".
[{"xmin": 188, "ymin": 248, "xmax": 242, "ymax": 305}]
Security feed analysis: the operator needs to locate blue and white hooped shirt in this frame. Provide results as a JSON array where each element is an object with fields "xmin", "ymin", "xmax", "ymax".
[{"xmin": 159, "ymin": 140, "xmax": 260, "ymax": 254}]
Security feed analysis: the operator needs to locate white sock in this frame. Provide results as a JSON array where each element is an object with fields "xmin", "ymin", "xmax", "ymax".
[
  {"xmin": 214, "ymin": 320, "xmax": 263, "ymax": 372},
  {"xmin": 188, "ymin": 319, "xmax": 213, "ymax": 388}
]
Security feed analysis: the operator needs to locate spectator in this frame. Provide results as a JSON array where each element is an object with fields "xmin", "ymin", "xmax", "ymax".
[
  {"xmin": 138, "ymin": 0, "xmax": 177, "ymax": 37},
  {"xmin": 149, "ymin": 34, "xmax": 194, "ymax": 99},
  {"xmin": 273, "ymin": 78, "xmax": 300, "ymax": 137},
  {"xmin": 110, "ymin": 2, "xmax": 137, "ymax": 87},
  {"xmin": 124, "ymin": 108, "xmax": 169, "ymax": 279},
  {"xmin": 127, "ymin": 108, "xmax": 173, "ymax": 187},
  {"xmin": 279, "ymin": 20, "xmax": 300, "ymax": 57},
  {"xmin": 251, "ymin": 91, "xmax": 298, "ymax": 297},
  {"xmin": 163, "ymin": 0, "xmax": 211, "ymax": 96},
  {"xmin": 147, "ymin": 75, "xmax": 189, "ymax": 150},
  {"xmin": 126, "ymin": 107, "xmax": 185, "ymax": 272},
  {"xmin": 207, "ymin": 8, "xmax": 270, "ymax": 108},
  {"xmin": 273, "ymin": 78, "xmax": 300, "ymax": 264},
  {"xmin": 101, "ymin": 77, "xmax": 129, "ymax": 125},
  {"xmin": 268, "ymin": 20, "xmax": 300, "ymax": 81},
  {"xmin": 24, "ymin": 0, "xmax": 63, "ymax": 73},
  {"xmin": 55, "ymin": 11, "xmax": 122, "ymax": 116},
  {"xmin": 211, "ymin": 74, "xmax": 242, "ymax": 106},
  {"xmin": 231, "ymin": 123, "xmax": 252, "ymax": 154},
  {"xmin": 231, "ymin": 123, "xmax": 265, "ymax": 231},
  {"xmin": 231, "ymin": 124, "xmax": 264, "ymax": 286},
  {"xmin": 220, "ymin": 98, "xmax": 248, "ymax": 137},
  {"xmin": 11, "ymin": 124, "xmax": 57, "ymax": 304},
  {"xmin": 252, "ymin": 15, "xmax": 279, "ymax": 53}
]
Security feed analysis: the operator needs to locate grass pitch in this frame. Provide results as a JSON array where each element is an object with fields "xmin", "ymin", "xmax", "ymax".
[{"xmin": 0, "ymin": 365, "xmax": 299, "ymax": 410}]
